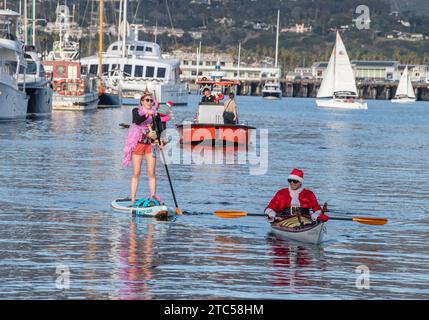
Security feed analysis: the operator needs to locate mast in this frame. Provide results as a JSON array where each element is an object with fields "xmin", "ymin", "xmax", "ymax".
[
  {"xmin": 24, "ymin": 0, "xmax": 27, "ymax": 44},
  {"xmin": 196, "ymin": 41, "xmax": 201, "ymax": 80},
  {"xmin": 122, "ymin": 0, "xmax": 128, "ymax": 58},
  {"xmin": 98, "ymin": 0, "xmax": 104, "ymax": 96},
  {"xmin": 274, "ymin": 9, "xmax": 279, "ymax": 69},
  {"xmin": 154, "ymin": 19, "xmax": 158, "ymax": 43},
  {"xmin": 32, "ymin": 0, "xmax": 35, "ymax": 46},
  {"xmin": 333, "ymin": 31, "xmax": 337, "ymax": 97},
  {"xmin": 118, "ymin": 0, "xmax": 122, "ymax": 42},
  {"xmin": 237, "ymin": 41, "xmax": 241, "ymax": 80}
]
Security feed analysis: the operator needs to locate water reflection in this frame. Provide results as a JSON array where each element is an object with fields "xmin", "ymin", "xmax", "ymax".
[
  {"xmin": 117, "ymin": 218, "xmax": 157, "ymax": 300},
  {"xmin": 267, "ymin": 234, "xmax": 328, "ymax": 291}
]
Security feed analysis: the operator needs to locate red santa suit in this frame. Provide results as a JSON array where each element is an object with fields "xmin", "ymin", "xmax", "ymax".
[{"xmin": 265, "ymin": 187, "xmax": 322, "ymax": 221}]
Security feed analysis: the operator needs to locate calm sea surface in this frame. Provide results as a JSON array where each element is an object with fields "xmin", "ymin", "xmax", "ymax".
[{"xmin": 0, "ymin": 95, "xmax": 428, "ymax": 299}]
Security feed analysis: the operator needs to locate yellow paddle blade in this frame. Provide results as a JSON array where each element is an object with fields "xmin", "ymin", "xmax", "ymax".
[
  {"xmin": 352, "ymin": 217, "xmax": 388, "ymax": 225},
  {"xmin": 214, "ymin": 210, "xmax": 248, "ymax": 218},
  {"xmin": 176, "ymin": 208, "xmax": 183, "ymax": 215}
]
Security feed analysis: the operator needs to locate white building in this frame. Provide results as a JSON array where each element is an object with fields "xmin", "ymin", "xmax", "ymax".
[
  {"xmin": 312, "ymin": 60, "xmax": 429, "ymax": 82},
  {"xmin": 171, "ymin": 50, "xmax": 281, "ymax": 82}
]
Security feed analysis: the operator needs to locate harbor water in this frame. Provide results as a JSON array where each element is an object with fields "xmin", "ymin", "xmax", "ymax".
[{"xmin": 0, "ymin": 95, "xmax": 428, "ymax": 299}]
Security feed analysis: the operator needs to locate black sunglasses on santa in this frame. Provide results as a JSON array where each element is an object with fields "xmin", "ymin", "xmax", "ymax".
[{"xmin": 288, "ymin": 179, "xmax": 300, "ymax": 184}]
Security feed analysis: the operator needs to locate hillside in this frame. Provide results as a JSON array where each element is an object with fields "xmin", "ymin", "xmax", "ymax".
[{"xmin": 7, "ymin": 0, "xmax": 429, "ymax": 70}]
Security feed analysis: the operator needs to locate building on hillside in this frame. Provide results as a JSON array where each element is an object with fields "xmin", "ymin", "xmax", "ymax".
[
  {"xmin": 135, "ymin": 25, "xmax": 185, "ymax": 38},
  {"xmin": 281, "ymin": 24, "xmax": 312, "ymax": 33}
]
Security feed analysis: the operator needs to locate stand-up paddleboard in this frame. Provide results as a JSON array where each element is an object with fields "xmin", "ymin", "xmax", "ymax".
[{"xmin": 111, "ymin": 198, "xmax": 176, "ymax": 218}]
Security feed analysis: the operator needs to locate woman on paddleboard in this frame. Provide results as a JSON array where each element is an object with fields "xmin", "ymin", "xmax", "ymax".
[
  {"xmin": 122, "ymin": 89, "xmax": 168, "ymax": 206},
  {"xmin": 264, "ymin": 168, "xmax": 329, "ymax": 223}
]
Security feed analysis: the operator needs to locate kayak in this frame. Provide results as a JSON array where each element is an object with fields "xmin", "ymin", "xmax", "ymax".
[
  {"xmin": 271, "ymin": 216, "xmax": 326, "ymax": 244},
  {"xmin": 111, "ymin": 198, "xmax": 176, "ymax": 218}
]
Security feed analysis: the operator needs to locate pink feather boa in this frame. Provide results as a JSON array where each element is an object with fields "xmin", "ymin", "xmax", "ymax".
[{"xmin": 122, "ymin": 104, "xmax": 158, "ymax": 168}]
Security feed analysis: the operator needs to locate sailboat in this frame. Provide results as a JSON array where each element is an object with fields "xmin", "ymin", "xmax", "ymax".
[
  {"xmin": 261, "ymin": 9, "xmax": 282, "ymax": 100},
  {"xmin": 391, "ymin": 66, "xmax": 416, "ymax": 104},
  {"xmin": 316, "ymin": 32, "xmax": 367, "ymax": 110}
]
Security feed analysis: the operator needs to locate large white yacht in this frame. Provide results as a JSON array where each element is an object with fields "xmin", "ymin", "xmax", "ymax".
[
  {"xmin": 80, "ymin": 26, "xmax": 188, "ymax": 106},
  {"xmin": 0, "ymin": 10, "xmax": 28, "ymax": 120}
]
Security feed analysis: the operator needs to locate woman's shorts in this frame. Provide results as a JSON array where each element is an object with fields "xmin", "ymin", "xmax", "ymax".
[{"xmin": 132, "ymin": 143, "xmax": 152, "ymax": 155}]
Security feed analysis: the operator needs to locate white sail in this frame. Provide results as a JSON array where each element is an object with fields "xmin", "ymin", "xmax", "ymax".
[
  {"xmin": 333, "ymin": 32, "xmax": 357, "ymax": 96},
  {"xmin": 407, "ymin": 70, "xmax": 416, "ymax": 99},
  {"xmin": 317, "ymin": 32, "xmax": 358, "ymax": 98},
  {"xmin": 317, "ymin": 47, "xmax": 335, "ymax": 98},
  {"xmin": 395, "ymin": 67, "xmax": 408, "ymax": 97}
]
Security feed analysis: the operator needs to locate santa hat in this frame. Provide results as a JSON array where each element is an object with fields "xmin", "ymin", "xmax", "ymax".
[
  {"xmin": 166, "ymin": 101, "xmax": 174, "ymax": 107},
  {"xmin": 288, "ymin": 168, "xmax": 304, "ymax": 183}
]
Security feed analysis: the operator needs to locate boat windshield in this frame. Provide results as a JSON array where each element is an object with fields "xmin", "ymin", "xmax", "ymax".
[{"xmin": 0, "ymin": 15, "xmax": 18, "ymax": 40}]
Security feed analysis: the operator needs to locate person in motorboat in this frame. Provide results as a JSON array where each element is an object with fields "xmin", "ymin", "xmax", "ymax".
[
  {"xmin": 201, "ymin": 87, "xmax": 216, "ymax": 103},
  {"xmin": 122, "ymin": 89, "xmax": 169, "ymax": 207},
  {"xmin": 223, "ymin": 92, "xmax": 238, "ymax": 124},
  {"xmin": 264, "ymin": 168, "xmax": 329, "ymax": 225}
]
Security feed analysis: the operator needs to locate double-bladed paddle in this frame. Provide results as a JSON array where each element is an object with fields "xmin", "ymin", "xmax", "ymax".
[{"xmin": 213, "ymin": 210, "xmax": 388, "ymax": 226}]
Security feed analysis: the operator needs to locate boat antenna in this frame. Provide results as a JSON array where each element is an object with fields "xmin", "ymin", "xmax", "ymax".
[{"xmin": 237, "ymin": 41, "xmax": 241, "ymax": 80}]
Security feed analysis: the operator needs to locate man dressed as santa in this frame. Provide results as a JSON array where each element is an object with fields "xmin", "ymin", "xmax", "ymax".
[{"xmin": 264, "ymin": 168, "xmax": 329, "ymax": 223}]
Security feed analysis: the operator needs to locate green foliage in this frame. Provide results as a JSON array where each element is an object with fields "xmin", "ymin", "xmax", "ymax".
[{"xmin": 16, "ymin": 0, "xmax": 429, "ymax": 68}]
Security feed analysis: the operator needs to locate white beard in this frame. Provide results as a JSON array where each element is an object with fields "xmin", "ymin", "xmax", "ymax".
[{"xmin": 288, "ymin": 186, "xmax": 303, "ymax": 206}]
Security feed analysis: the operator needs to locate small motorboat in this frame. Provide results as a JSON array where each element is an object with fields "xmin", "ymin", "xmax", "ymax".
[{"xmin": 176, "ymin": 63, "xmax": 255, "ymax": 146}]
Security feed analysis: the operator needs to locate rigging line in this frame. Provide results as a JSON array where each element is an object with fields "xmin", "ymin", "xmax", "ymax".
[
  {"xmin": 111, "ymin": 0, "xmax": 118, "ymax": 29},
  {"xmin": 103, "ymin": 1, "xmax": 112, "ymax": 49},
  {"xmin": 79, "ymin": 0, "xmax": 90, "ymax": 28},
  {"xmin": 131, "ymin": 0, "xmax": 141, "ymax": 25},
  {"xmin": 165, "ymin": 0, "xmax": 178, "ymax": 46}
]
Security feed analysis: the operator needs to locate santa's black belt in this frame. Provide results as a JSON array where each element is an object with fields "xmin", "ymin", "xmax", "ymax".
[{"xmin": 279, "ymin": 207, "xmax": 310, "ymax": 216}]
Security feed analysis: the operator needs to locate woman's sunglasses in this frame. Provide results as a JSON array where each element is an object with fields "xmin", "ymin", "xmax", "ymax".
[
  {"xmin": 143, "ymin": 98, "xmax": 153, "ymax": 103},
  {"xmin": 288, "ymin": 179, "xmax": 300, "ymax": 184}
]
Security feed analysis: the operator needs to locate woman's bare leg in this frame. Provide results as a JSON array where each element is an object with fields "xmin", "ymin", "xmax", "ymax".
[
  {"xmin": 145, "ymin": 151, "xmax": 156, "ymax": 198},
  {"xmin": 131, "ymin": 153, "xmax": 144, "ymax": 203}
]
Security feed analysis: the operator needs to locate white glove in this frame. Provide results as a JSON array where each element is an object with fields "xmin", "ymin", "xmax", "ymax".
[
  {"xmin": 311, "ymin": 210, "xmax": 321, "ymax": 221},
  {"xmin": 265, "ymin": 208, "xmax": 277, "ymax": 219}
]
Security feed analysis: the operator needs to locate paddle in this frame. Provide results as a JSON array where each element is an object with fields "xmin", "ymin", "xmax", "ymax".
[
  {"xmin": 152, "ymin": 116, "xmax": 182, "ymax": 215},
  {"xmin": 213, "ymin": 210, "xmax": 388, "ymax": 226}
]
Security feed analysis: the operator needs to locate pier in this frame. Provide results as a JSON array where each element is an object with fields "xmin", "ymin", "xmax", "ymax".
[{"xmin": 227, "ymin": 79, "xmax": 429, "ymax": 101}]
